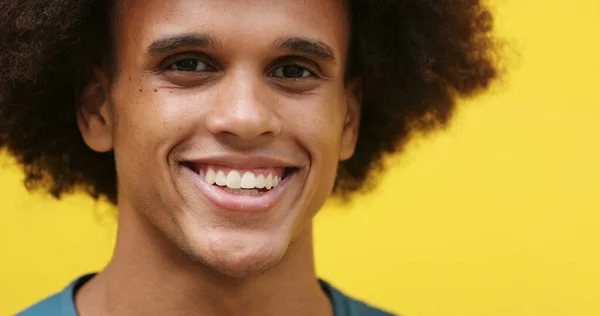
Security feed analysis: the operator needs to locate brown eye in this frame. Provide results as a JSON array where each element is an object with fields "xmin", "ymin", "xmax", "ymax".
[
  {"xmin": 270, "ymin": 65, "xmax": 313, "ymax": 78},
  {"xmin": 169, "ymin": 59, "xmax": 211, "ymax": 72}
]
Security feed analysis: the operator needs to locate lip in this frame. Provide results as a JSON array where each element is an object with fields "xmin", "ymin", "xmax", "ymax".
[
  {"xmin": 180, "ymin": 155, "xmax": 303, "ymax": 169},
  {"xmin": 180, "ymin": 156, "xmax": 299, "ymax": 213}
]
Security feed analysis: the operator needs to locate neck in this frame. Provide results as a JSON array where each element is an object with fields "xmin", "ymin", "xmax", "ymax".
[{"xmin": 76, "ymin": 203, "xmax": 332, "ymax": 316}]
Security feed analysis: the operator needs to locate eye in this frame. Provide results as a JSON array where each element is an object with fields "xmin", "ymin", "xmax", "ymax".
[
  {"xmin": 169, "ymin": 59, "xmax": 212, "ymax": 72},
  {"xmin": 270, "ymin": 65, "xmax": 314, "ymax": 79}
]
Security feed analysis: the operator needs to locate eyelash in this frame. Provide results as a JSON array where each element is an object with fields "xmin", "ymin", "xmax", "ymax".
[{"xmin": 163, "ymin": 55, "xmax": 320, "ymax": 79}]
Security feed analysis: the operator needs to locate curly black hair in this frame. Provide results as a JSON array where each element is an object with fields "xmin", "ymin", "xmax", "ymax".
[{"xmin": 0, "ymin": 0, "xmax": 499, "ymax": 205}]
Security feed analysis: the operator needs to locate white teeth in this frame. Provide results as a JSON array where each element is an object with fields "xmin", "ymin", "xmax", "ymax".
[
  {"xmin": 204, "ymin": 167, "xmax": 284, "ymax": 191},
  {"xmin": 205, "ymin": 168, "xmax": 216, "ymax": 185},
  {"xmin": 226, "ymin": 171, "xmax": 241, "ymax": 189},
  {"xmin": 256, "ymin": 175, "xmax": 265, "ymax": 189},
  {"xmin": 215, "ymin": 170, "xmax": 227, "ymax": 186},
  {"xmin": 265, "ymin": 174, "xmax": 273, "ymax": 189},
  {"xmin": 274, "ymin": 176, "xmax": 281, "ymax": 187},
  {"xmin": 240, "ymin": 172, "xmax": 256, "ymax": 189}
]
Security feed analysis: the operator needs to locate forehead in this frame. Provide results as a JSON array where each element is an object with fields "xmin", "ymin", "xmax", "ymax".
[{"xmin": 114, "ymin": 0, "xmax": 350, "ymax": 56}]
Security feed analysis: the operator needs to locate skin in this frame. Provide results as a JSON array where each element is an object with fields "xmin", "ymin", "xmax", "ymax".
[{"xmin": 76, "ymin": 0, "xmax": 361, "ymax": 315}]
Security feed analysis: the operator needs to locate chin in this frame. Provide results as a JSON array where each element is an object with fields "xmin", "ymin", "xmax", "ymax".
[{"xmin": 182, "ymin": 229, "xmax": 290, "ymax": 278}]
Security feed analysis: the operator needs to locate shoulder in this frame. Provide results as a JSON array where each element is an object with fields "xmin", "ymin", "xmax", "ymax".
[
  {"xmin": 319, "ymin": 280, "xmax": 398, "ymax": 316},
  {"xmin": 16, "ymin": 292, "xmax": 67, "ymax": 316},
  {"xmin": 16, "ymin": 275, "xmax": 93, "ymax": 316}
]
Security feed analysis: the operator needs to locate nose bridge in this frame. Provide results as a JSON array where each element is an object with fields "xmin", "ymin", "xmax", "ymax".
[{"xmin": 207, "ymin": 68, "xmax": 280, "ymax": 140}]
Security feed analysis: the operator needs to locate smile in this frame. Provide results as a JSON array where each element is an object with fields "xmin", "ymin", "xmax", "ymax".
[{"xmin": 181, "ymin": 161, "xmax": 299, "ymax": 212}]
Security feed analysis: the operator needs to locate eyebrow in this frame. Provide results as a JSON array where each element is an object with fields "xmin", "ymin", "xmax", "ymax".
[
  {"xmin": 147, "ymin": 34, "xmax": 337, "ymax": 63},
  {"xmin": 148, "ymin": 33, "xmax": 219, "ymax": 55},
  {"xmin": 273, "ymin": 37, "xmax": 337, "ymax": 63}
]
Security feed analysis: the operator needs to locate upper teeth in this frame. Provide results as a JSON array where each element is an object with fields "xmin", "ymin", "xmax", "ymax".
[{"xmin": 204, "ymin": 168, "xmax": 282, "ymax": 190}]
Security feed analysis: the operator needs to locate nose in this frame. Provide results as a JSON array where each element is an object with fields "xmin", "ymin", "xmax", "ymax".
[{"xmin": 205, "ymin": 71, "xmax": 282, "ymax": 144}]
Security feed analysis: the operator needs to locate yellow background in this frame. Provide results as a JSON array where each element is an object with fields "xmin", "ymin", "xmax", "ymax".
[{"xmin": 1, "ymin": 0, "xmax": 599, "ymax": 315}]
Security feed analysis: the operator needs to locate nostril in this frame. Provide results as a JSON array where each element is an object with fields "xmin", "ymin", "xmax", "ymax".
[{"xmin": 204, "ymin": 102, "xmax": 281, "ymax": 141}]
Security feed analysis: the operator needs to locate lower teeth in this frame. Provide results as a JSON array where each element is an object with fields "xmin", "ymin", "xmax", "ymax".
[{"xmin": 223, "ymin": 188, "xmax": 262, "ymax": 196}]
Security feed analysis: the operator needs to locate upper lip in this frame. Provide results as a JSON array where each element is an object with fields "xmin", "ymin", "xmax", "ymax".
[{"xmin": 179, "ymin": 154, "xmax": 304, "ymax": 169}]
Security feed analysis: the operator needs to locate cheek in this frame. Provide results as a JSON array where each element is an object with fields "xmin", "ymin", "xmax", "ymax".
[
  {"xmin": 284, "ymin": 90, "xmax": 346, "ymax": 203},
  {"xmin": 110, "ymin": 84, "xmax": 205, "ymax": 204},
  {"xmin": 285, "ymin": 92, "xmax": 346, "ymax": 162},
  {"xmin": 113, "ymin": 87, "xmax": 204, "ymax": 152},
  {"xmin": 283, "ymin": 92, "xmax": 346, "ymax": 235}
]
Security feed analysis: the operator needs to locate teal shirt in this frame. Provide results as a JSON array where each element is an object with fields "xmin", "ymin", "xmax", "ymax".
[{"xmin": 17, "ymin": 275, "xmax": 396, "ymax": 316}]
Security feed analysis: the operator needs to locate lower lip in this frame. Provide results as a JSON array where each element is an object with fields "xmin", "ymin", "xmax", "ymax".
[{"xmin": 183, "ymin": 166, "xmax": 292, "ymax": 213}]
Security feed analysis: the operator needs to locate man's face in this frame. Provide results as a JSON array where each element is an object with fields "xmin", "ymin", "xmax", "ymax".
[{"xmin": 83, "ymin": 0, "xmax": 359, "ymax": 276}]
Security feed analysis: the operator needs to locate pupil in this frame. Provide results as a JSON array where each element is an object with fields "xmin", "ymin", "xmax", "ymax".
[
  {"xmin": 177, "ymin": 59, "xmax": 197, "ymax": 71},
  {"xmin": 283, "ymin": 66, "xmax": 304, "ymax": 77}
]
